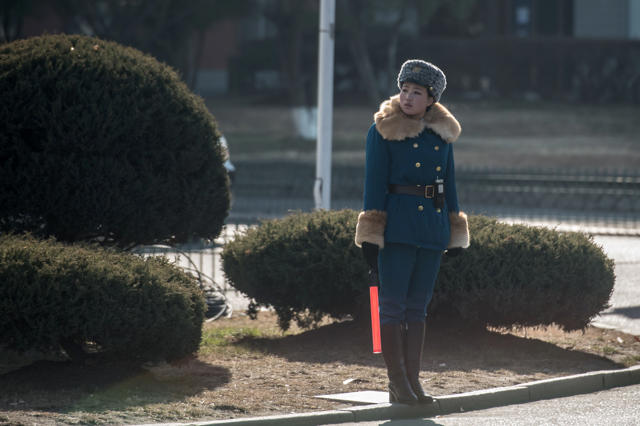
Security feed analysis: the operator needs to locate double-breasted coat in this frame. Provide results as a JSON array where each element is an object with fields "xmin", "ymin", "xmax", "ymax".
[{"xmin": 355, "ymin": 95, "xmax": 470, "ymax": 251}]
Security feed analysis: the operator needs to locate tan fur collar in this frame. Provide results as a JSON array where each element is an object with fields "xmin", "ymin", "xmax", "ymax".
[{"xmin": 374, "ymin": 95, "xmax": 461, "ymax": 142}]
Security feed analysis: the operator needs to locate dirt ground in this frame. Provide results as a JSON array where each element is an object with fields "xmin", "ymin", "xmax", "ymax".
[{"xmin": 1, "ymin": 310, "xmax": 639, "ymax": 425}]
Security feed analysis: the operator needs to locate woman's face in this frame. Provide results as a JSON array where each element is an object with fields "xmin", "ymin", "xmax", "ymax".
[{"xmin": 399, "ymin": 82, "xmax": 434, "ymax": 116}]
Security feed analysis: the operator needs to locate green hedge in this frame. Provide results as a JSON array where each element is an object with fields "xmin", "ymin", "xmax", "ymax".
[
  {"xmin": 0, "ymin": 234, "xmax": 206, "ymax": 362},
  {"xmin": 0, "ymin": 34, "xmax": 229, "ymax": 247},
  {"xmin": 221, "ymin": 210, "xmax": 614, "ymax": 331},
  {"xmin": 435, "ymin": 215, "xmax": 615, "ymax": 330},
  {"xmin": 222, "ymin": 210, "xmax": 364, "ymax": 330}
]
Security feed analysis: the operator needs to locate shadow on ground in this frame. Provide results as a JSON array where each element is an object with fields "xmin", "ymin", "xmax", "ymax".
[
  {"xmin": 600, "ymin": 305, "xmax": 640, "ymax": 319},
  {"xmin": 0, "ymin": 356, "xmax": 230, "ymax": 413},
  {"xmin": 238, "ymin": 318, "xmax": 625, "ymax": 376}
]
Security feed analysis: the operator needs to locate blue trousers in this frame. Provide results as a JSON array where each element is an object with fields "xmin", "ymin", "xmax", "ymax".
[{"xmin": 378, "ymin": 242, "xmax": 442, "ymax": 325}]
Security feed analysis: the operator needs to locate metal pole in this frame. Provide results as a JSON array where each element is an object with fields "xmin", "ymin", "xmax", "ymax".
[{"xmin": 314, "ymin": 0, "xmax": 335, "ymax": 210}]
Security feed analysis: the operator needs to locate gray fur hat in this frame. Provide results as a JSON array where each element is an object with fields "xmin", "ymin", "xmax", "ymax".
[{"xmin": 397, "ymin": 59, "xmax": 447, "ymax": 103}]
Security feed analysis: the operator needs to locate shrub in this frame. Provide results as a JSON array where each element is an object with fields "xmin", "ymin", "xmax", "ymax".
[
  {"xmin": 221, "ymin": 210, "xmax": 614, "ymax": 331},
  {"xmin": 221, "ymin": 210, "xmax": 366, "ymax": 330},
  {"xmin": 436, "ymin": 215, "xmax": 615, "ymax": 331},
  {"xmin": 0, "ymin": 234, "xmax": 206, "ymax": 362},
  {"xmin": 0, "ymin": 34, "xmax": 229, "ymax": 247}
]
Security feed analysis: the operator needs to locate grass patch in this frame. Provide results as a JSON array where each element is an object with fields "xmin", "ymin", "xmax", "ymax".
[
  {"xmin": 224, "ymin": 133, "xmax": 368, "ymax": 157},
  {"xmin": 199, "ymin": 326, "xmax": 264, "ymax": 352},
  {"xmin": 225, "ymin": 134, "xmax": 315, "ymax": 155}
]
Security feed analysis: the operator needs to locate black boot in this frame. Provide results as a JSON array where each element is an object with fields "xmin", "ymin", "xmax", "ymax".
[
  {"xmin": 381, "ymin": 323, "xmax": 418, "ymax": 404},
  {"xmin": 404, "ymin": 321, "xmax": 434, "ymax": 404}
]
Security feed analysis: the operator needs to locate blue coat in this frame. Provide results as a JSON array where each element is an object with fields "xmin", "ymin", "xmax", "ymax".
[{"xmin": 355, "ymin": 95, "xmax": 469, "ymax": 251}]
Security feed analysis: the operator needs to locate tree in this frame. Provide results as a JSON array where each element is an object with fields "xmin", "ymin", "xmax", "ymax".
[
  {"xmin": 261, "ymin": 0, "xmax": 318, "ymax": 107},
  {"xmin": 47, "ymin": 0, "xmax": 250, "ymax": 88},
  {"xmin": 337, "ymin": 0, "xmax": 478, "ymax": 106},
  {"xmin": 0, "ymin": 0, "xmax": 40, "ymax": 42}
]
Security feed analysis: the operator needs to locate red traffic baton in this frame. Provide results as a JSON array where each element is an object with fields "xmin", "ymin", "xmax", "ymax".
[{"xmin": 369, "ymin": 285, "xmax": 382, "ymax": 354}]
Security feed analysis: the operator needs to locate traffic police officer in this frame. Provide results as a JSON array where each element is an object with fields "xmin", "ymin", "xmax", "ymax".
[{"xmin": 355, "ymin": 59, "xmax": 470, "ymax": 405}]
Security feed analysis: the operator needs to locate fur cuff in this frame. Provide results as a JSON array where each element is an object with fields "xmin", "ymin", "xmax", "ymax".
[
  {"xmin": 448, "ymin": 211, "xmax": 470, "ymax": 249},
  {"xmin": 355, "ymin": 210, "xmax": 387, "ymax": 248}
]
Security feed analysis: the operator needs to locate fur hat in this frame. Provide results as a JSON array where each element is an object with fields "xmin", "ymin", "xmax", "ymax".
[{"xmin": 397, "ymin": 59, "xmax": 447, "ymax": 103}]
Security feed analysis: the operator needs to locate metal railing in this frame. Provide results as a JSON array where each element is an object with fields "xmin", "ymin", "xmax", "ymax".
[
  {"xmin": 229, "ymin": 161, "xmax": 640, "ymax": 230},
  {"xmin": 134, "ymin": 165, "xmax": 640, "ymax": 316},
  {"xmin": 132, "ymin": 223, "xmax": 251, "ymax": 317}
]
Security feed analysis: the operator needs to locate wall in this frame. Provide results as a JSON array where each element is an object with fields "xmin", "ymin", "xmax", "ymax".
[{"xmin": 573, "ymin": 0, "xmax": 630, "ymax": 39}]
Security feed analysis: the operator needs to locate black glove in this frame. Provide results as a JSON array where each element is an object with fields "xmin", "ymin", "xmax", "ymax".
[
  {"xmin": 445, "ymin": 247, "xmax": 463, "ymax": 257},
  {"xmin": 361, "ymin": 242, "xmax": 379, "ymax": 286}
]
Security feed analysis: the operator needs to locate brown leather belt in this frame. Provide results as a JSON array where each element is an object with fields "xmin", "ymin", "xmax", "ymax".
[{"xmin": 389, "ymin": 184, "xmax": 435, "ymax": 198}]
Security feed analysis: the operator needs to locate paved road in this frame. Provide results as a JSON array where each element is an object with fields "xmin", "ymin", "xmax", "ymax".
[
  {"xmin": 591, "ymin": 235, "xmax": 640, "ymax": 336},
  {"xmin": 321, "ymin": 384, "xmax": 640, "ymax": 426}
]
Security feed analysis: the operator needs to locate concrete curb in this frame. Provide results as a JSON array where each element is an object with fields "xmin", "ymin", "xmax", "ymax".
[{"xmin": 136, "ymin": 365, "xmax": 640, "ymax": 426}]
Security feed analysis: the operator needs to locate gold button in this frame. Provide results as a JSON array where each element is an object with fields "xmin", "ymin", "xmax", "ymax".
[
  {"xmin": 415, "ymin": 162, "xmax": 421, "ymax": 168},
  {"xmin": 434, "ymin": 145, "xmax": 440, "ymax": 151},
  {"xmin": 413, "ymin": 143, "xmax": 419, "ymax": 148},
  {"xmin": 418, "ymin": 205, "xmax": 424, "ymax": 211},
  {"xmin": 436, "ymin": 208, "xmax": 441, "ymax": 213},
  {"xmin": 436, "ymin": 166, "xmax": 442, "ymax": 172}
]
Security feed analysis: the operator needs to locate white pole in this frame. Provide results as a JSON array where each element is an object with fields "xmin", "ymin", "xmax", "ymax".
[{"xmin": 314, "ymin": 0, "xmax": 335, "ymax": 210}]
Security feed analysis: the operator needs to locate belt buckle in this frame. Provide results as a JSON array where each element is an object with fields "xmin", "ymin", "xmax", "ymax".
[{"xmin": 425, "ymin": 185, "xmax": 434, "ymax": 198}]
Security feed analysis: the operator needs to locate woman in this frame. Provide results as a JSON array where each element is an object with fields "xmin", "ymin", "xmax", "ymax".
[{"xmin": 355, "ymin": 59, "xmax": 470, "ymax": 405}]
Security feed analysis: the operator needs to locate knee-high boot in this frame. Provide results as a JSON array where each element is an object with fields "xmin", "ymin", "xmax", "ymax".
[
  {"xmin": 404, "ymin": 321, "xmax": 434, "ymax": 403},
  {"xmin": 381, "ymin": 323, "xmax": 418, "ymax": 404}
]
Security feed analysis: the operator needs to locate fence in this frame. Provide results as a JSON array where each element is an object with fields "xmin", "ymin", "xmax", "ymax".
[
  {"xmin": 229, "ymin": 160, "xmax": 640, "ymax": 231},
  {"xmin": 132, "ymin": 224, "xmax": 251, "ymax": 317},
  {"xmin": 133, "ymin": 163, "xmax": 639, "ymax": 316}
]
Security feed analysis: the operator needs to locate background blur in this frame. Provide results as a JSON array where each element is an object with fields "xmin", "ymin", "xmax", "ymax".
[{"xmin": 3, "ymin": 0, "xmax": 640, "ymax": 234}]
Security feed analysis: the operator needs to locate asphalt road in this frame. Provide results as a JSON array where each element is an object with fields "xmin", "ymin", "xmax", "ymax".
[
  {"xmin": 592, "ymin": 235, "xmax": 640, "ymax": 336},
  {"xmin": 321, "ymin": 384, "xmax": 640, "ymax": 426}
]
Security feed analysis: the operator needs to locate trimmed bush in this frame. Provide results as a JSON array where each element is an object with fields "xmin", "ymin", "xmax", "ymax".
[
  {"xmin": 221, "ymin": 210, "xmax": 614, "ymax": 331},
  {"xmin": 0, "ymin": 234, "xmax": 206, "ymax": 362},
  {"xmin": 435, "ymin": 215, "xmax": 615, "ymax": 331},
  {"xmin": 0, "ymin": 34, "xmax": 229, "ymax": 247},
  {"xmin": 221, "ymin": 210, "xmax": 365, "ymax": 330}
]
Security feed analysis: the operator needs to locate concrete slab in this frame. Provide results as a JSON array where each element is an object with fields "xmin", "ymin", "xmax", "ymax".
[{"xmin": 315, "ymin": 390, "xmax": 389, "ymax": 405}]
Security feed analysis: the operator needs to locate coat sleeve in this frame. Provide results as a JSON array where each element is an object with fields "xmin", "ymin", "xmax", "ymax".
[
  {"xmin": 444, "ymin": 145, "xmax": 460, "ymax": 213},
  {"xmin": 355, "ymin": 125, "xmax": 389, "ymax": 248},
  {"xmin": 445, "ymin": 145, "xmax": 470, "ymax": 248}
]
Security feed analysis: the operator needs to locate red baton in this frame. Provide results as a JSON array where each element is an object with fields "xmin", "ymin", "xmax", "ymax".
[{"xmin": 369, "ymin": 285, "xmax": 382, "ymax": 354}]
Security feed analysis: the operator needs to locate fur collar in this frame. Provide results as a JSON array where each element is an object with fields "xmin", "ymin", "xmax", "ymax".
[{"xmin": 374, "ymin": 95, "xmax": 461, "ymax": 142}]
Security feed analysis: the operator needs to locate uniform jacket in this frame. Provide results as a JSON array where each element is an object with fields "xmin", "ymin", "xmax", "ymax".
[{"xmin": 355, "ymin": 95, "xmax": 470, "ymax": 250}]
